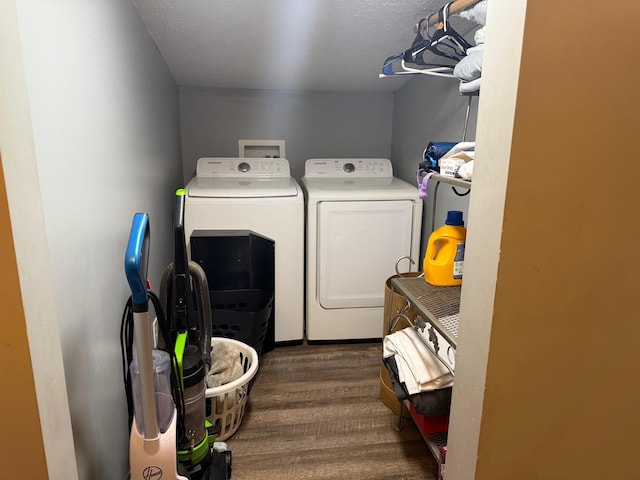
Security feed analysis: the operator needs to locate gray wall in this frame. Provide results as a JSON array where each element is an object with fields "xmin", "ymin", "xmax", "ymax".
[
  {"xmin": 180, "ymin": 78, "xmax": 477, "ymax": 265},
  {"xmin": 391, "ymin": 75, "xmax": 478, "ymax": 263},
  {"xmin": 179, "ymin": 87, "xmax": 394, "ymax": 182},
  {"xmin": 15, "ymin": 1, "xmax": 182, "ymax": 478}
]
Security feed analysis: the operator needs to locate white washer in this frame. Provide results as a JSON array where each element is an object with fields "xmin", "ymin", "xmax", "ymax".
[
  {"xmin": 185, "ymin": 157, "xmax": 304, "ymax": 343},
  {"xmin": 301, "ymin": 158, "xmax": 422, "ymax": 341}
]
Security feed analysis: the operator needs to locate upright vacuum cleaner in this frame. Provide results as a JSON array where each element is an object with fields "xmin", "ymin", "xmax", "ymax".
[
  {"xmin": 123, "ymin": 190, "xmax": 232, "ymax": 480},
  {"xmin": 124, "ymin": 212, "xmax": 188, "ymax": 480}
]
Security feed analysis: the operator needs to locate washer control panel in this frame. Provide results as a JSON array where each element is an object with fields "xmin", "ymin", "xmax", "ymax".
[
  {"xmin": 196, "ymin": 157, "xmax": 291, "ymax": 177},
  {"xmin": 304, "ymin": 158, "xmax": 393, "ymax": 178}
]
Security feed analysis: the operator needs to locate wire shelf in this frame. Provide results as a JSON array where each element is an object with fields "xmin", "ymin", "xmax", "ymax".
[{"xmin": 390, "ymin": 277, "xmax": 460, "ymax": 348}]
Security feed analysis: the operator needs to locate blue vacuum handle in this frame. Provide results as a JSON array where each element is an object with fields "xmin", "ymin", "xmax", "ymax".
[{"xmin": 125, "ymin": 213, "xmax": 151, "ymax": 308}]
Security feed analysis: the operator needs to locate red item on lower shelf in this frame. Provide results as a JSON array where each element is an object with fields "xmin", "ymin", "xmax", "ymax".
[
  {"xmin": 408, "ymin": 401, "xmax": 449, "ymax": 435},
  {"xmin": 439, "ymin": 445, "xmax": 447, "ymax": 480}
]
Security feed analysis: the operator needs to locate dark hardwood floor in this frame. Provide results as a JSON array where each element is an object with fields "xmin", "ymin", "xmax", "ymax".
[{"xmin": 224, "ymin": 342, "xmax": 438, "ymax": 480}]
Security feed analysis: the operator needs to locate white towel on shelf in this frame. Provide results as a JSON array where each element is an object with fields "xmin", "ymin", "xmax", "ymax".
[
  {"xmin": 383, "ymin": 327, "xmax": 453, "ymax": 395},
  {"xmin": 456, "ymin": 160, "xmax": 474, "ymax": 181},
  {"xmin": 459, "ymin": 77, "xmax": 482, "ymax": 94}
]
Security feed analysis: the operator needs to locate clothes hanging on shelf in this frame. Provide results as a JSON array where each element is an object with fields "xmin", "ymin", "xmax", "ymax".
[
  {"xmin": 453, "ymin": 0, "xmax": 487, "ymax": 94},
  {"xmin": 416, "ymin": 0, "xmax": 483, "ymax": 32},
  {"xmin": 380, "ymin": 2, "xmax": 471, "ymax": 79},
  {"xmin": 379, "ymin": 0, "xmax": 488, "ymax": 96}
]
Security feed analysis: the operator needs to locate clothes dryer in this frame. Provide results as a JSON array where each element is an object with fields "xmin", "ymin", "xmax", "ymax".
[
  {"xmin": 301, "ymin": 158, "xmax": 422, "ymax": 341},
  {"xmin": 185, "ymin": 157, "xmax": 304, "ymax": 344}
]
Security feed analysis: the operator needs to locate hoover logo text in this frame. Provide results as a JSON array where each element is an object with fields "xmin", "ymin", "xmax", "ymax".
[{"xmin": 142, "ymin": 466, "xmax": 163, "ymax": 480}]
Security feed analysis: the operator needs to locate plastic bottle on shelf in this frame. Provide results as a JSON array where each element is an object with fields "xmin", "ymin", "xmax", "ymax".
[{"xmin": 423, "ymin": 210, "xmax": 466, "ymax": 286}]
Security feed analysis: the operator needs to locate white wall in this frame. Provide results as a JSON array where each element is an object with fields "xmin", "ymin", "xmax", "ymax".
[
  {"xmin": 15, "ymin": 1, "xmax": 182, "ymax": 478},
  {"xmin": 446, "ymin": 0, "xmax": 525, "ymax": 475},
  {"xmin": 391, "ymin": 74, "xmax": 478, "ymax": 261},
  {"xmin": 0, "ymin": 2, "xmax": 78, "ymax": 477},
  {"xmin": 179, "ymin": 87, "xmax": 394, "ymax": 182}
]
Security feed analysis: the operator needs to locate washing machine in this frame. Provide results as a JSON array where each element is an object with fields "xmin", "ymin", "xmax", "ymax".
[
  {"xmin": 301, "ymin": 158, "xmax": 422, "ymax": 341},
  {"xmin": 184, "ymin": 157, "xmax": 304, "ymax": 344}
]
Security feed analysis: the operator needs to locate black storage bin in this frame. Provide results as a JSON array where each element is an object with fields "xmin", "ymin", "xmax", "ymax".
[
  {"xmin": 190, "ymin": 230, "xmax": 275, "ymax": 354},
  {"xmin": 210, "ymin": 289, "xmax": 273, "ymax": 355}
]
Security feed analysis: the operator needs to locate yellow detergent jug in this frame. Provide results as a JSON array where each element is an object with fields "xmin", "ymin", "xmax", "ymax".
[{"xmin": 424, "ymin": 211, "xmax": 466, "ymax": 286}]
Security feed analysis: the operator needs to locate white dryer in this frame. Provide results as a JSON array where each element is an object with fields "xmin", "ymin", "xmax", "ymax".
[
  {"xmin": 185, "ymin": 157, "xmax": 304, "ymax": 344},
  {"xmin": 301, "ymin": 158, "xmax": 422, "ymax": 341}
]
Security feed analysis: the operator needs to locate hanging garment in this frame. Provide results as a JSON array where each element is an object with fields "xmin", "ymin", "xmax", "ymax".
[
  {"xmin": 420, "ymin": 2, "xmax": 472, "ymax": 65},
  {"xmin": 380, "ymin": 2, "xmax": 472, "ymax": 78},
  {"xmin": 453, "ymin": 44, "xmax": 484, "ymax": 82},
  {"xmin": 453, "ymin": 0, "xmax": 488, "ymax": 93}
]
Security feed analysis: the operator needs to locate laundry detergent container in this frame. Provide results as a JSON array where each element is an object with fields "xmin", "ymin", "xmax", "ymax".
[{"xmin": 423, "ymin": 210, "xmax": 466, "ymax": 287}]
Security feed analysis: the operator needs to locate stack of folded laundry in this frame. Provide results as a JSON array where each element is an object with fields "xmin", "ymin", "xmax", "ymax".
[
  {"xmin": 383, "ymin": 327, "xmax": 453, "ymax": 417},
  {"xmin": 417, "ymin": 141, "xmax": 475, "ymax": 198}
]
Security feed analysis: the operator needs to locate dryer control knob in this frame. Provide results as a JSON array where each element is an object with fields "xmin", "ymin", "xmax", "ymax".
[
  {"xmin": 343, "ymin": 162, "xmax": 355, "ymax": 173},
  {"xmin": 238, "ymin": 162, "xmax": 251, "ymax": 173}
]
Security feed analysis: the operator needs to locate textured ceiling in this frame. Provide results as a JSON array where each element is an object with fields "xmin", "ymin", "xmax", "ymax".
[{"xmin": 131, "ymin": 0, "xmax": 474, "ymax": 93}]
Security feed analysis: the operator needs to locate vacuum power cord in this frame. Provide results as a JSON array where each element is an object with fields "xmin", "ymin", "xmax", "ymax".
[{"xmin": 120, "ymin": 291, "xmax": 186, "ymax": 445}]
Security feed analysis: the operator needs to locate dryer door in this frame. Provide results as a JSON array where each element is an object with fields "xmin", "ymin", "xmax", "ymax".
[{"xmin": 317, "ymin": 200, "xmax": 414, "ymax": 309}]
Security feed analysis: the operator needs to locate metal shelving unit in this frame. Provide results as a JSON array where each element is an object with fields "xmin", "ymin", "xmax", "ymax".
[
  {"xmin": 388, "ymin": 276, "xmax": 460, "ymax": 475},
  {"xmin": 403, "ymin": 399, "xmax": 448, "ymax": 476},
  {"xmin": 426, "ymin": 173, "xmax": 471, "ymax": 232},
  {"xmin": 390, "ymin": 276, "xmax": 460, "ymax": 370},
  {"xmin": 386, "ymin": 172, "xmax": 471, "ymax": 476}
]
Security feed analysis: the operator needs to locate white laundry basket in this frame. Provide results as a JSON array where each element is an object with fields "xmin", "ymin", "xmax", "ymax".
[{"xmin": 205, "ymin": 337, "xmax": 259, "ymax": 441}]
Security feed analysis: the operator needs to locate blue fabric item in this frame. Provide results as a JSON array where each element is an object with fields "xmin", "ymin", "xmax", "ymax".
[{"xmin": 424, "ymin": 142, "xmax": 458, "ymax": 170}]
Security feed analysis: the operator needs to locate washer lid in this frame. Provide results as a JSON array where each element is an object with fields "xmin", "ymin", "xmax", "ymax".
[
  {"xmin": 189, "ymin": 157, "xmax": 299, "ymax": 198},
  {"xmin": 301, "ymin": 176, "xmax": 419, "ymax": 202},
  {"xmin": 188, "ymin": 176, "xmax": 300, "ymax": 198}
]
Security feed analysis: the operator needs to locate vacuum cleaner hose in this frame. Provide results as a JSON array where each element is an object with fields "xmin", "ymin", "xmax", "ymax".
[
  {"xmin": 188, "ymin": 260, "xmax": 212, "ymax": 368},
  {"xmin": 159, "ymin": 261, "xmax": 212, "ymax": 365}
]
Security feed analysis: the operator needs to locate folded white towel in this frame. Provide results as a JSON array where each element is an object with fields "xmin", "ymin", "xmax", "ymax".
[
  {"xmin": 457, "ymin": 160, "xmax": 474, "ymax": 181},
  {"xmin": 383, "ymin": 327, "xmax": 453, "ymax": 395}
]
